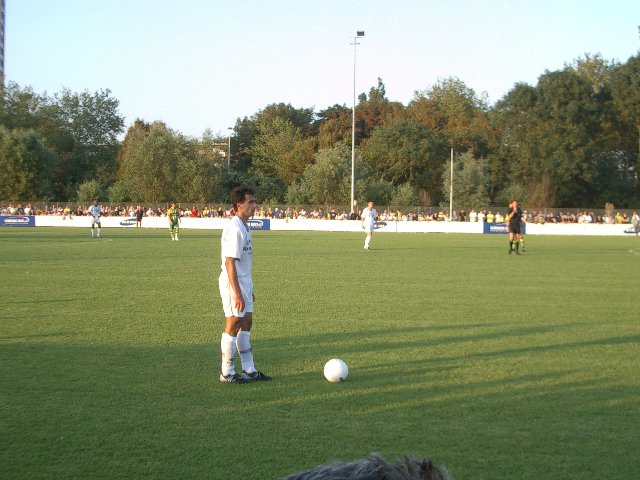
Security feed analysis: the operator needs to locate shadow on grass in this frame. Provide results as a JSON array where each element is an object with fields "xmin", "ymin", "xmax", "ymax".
[{"xmin": 2, "ymin": 327, "xmax": 639, "ymax": 479}]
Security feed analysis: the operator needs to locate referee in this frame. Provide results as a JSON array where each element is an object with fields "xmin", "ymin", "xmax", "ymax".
[{"xmin": 507, "ymin": 200, "xmax": 525, "ymax": 255}]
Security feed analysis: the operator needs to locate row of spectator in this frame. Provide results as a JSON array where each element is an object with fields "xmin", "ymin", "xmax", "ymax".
[{"xmin": 1, "ymin": 203, "xmax": 638, "ymax": 225}]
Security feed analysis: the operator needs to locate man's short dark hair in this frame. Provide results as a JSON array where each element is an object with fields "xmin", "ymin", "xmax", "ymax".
[
  {"xmin": 281, "ymin": 453, "xmax": 452, "ymax": 480},
  {"xmin": 230, "ymin": 186, "xmax": 255, "ymax": 210}
]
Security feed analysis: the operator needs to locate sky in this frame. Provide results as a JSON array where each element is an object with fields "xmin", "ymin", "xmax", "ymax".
[{"xmin": 5, "ymin": 0, "xmax": 640, "ymax": 139}]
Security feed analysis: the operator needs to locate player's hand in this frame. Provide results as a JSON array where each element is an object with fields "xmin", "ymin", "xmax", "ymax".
[{"xmin": 233, "ymin": 294, "xmax": 245, "ymax": 314}]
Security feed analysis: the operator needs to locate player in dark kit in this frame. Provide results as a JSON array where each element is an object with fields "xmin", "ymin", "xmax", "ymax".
[{"xmin": 507, "ymin": 200, "xmax": 525, "ymax": 254}]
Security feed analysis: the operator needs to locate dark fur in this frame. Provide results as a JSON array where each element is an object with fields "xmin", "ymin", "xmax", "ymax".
[{"xmin": 281, "ymin": 453, "xmax": 452, "ymax": 480}]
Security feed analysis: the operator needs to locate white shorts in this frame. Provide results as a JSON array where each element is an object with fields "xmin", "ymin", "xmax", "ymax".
[
  {"xmin": 91, "ymin": 217, "xmax": 101, "ymax": 226},
  {"xmin": 218, "ymin": 272, "xmax": 253, "ymax": 318},
  {"xmin": 364, "ymin": 223, "xmax": 375, "ymax": 233}
]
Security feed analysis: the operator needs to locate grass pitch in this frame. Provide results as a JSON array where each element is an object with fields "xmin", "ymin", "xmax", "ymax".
[{"xmin": 1, "ymin": 227, "xmax": 639, "ymax": 479}]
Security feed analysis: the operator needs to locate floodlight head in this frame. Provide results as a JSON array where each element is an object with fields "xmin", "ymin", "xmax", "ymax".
[{"xmin": 357, "ymin": 31, "xmax": 365, "ymax": 37}]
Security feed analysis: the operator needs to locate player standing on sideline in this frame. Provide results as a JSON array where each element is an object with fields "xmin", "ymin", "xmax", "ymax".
[
  {"xmin": 361, "ymin": 201, "xmax": 377, "ymax": 250},
  {"xmin": 218, "ymin": 186, "xmax": 272, "ymax": 384},
  {"xmin": 507, "ymin": 200, "xmax": 524, "ymax": 254},
  {"xmin": 88, "ymin": 200, "xmax": 102, "ymax": 238},
  {"xmin": 632, "ymin": 211, "xmax": 640, "ymax": 236},
  {"xmin": 167, "ymin": 203, "xmax": 181, "ymax": 241},
  {"xmin": 135, "ymin": 206, "xmax": 144, "ymax": 228}
]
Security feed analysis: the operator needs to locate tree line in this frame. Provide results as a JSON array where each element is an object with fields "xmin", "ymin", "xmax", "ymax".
[{"xmin": 0, "ymin": 52, "xmax": 638, "ymax": 209}]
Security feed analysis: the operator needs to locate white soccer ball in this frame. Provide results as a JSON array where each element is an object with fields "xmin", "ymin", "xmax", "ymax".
[{"xmin": 324, "ymin": 358, "xmax": 349, "ymax": 382}]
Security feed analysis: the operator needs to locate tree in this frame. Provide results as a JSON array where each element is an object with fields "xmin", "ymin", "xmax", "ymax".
[
  {"xmin": 107, "ymin": 180, "xmax": 134, "ymax": 203},
  {"xmin": 355, "ymin": 78, "xmax": 404, "ymax": 141},
  {"xmin": 440, "ymin": 151, "xmax": 490, "ymax": 210},
  {"xmin": 487, "ymin": 83, "xmax": 539, "ymax": 203},
  {"xmin": 0, "ymin": 82, "xmax": 48, "ymax": 132},
  {"xmin": 314, "ymin": 104, "xmax": 352, "ymax": 149},
  {"xmin": 493, "ymin": 183, "xmax": 528, "ymax": 208},
  {"xmin": 248, "ymin": 116, "xmax": 312, "ymax": 185},
  {"xmin": 1, "ymin": 82, "xmax": 125, "ymax": 200},
  {"xmin": 408, "ymin": 77, "xmax": 489, "ymax": 156},
  {"xmin": 390, "ymin": 183, "xmax": 420, "ymax": 208},
  {"xmin": 235, "ymin": 103, "xmax": 316, "ymax": 185},
  {"xmin": 365, "ymin": 180, "xmax": 395, "ymax": 206},
  {"xmin": 361, "ymin": 118, "xmax": 449, "ymax": 205},
  {"xmin": 0, "ymin": 127, "xmax": 55, "ymax": 200},
  {"xmin": 286, "ymin": 144, "xmax": 366, "ymax": 205},
  {"xmin": 76, "ymin": 179, "xmax": 104, "ymax": 203},
  {"xmin": 174, "ymin": 133, "xmax": 226, "ymax": 203},
  {"xmin": 571, "ymin": 53, "xmax": 618, "ymax": 94},
  {"xmin": 53, "ymin": 88, "xmax": 125, "ymax": 186},
  {"xmin": 116, "ymin": 122, "xmax": 179, "ymax": 203},
  {"xmin": 491, "ymin": 65, "xmax": 621, "ymax": 207},
  {"xmin": 609, "ymin": 53, "xmax": 640, "ymax": 203}
]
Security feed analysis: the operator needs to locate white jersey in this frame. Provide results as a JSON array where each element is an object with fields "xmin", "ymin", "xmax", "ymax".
[
  {"xmin": 362, "ymin": 207, "xmax": 377, "ymax": 229},
  {"xmin": 89, "ymin": 204, "xmax": 102, "ymax": 220},
  {"xmin": 220, "ymin": 216, "xmax": 252, "ymax": 278}
]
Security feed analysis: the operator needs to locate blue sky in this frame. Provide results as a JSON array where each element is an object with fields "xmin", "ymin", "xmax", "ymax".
[{"xmin": 6, "ymin": 0, "xmax": 639, "ymax": 138}]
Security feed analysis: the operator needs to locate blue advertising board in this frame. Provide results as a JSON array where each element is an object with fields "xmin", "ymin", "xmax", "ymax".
[
  {"xmin": 118, "ymin": 218, "xmax": 137, "ymax": 227},
  {"xmin": 0, "ymin": 215, "xmax": 36, "ymax": 227},
  {"xmin": 483, "ymin": 222, "xmax": 527, "ymax": 234},
  {"xmin": 247, "ymin": 218, "xmax": 270, "ymax": 231}
]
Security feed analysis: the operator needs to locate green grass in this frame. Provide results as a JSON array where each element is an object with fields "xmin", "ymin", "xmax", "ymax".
[{"xmin": 1, "ymin": 227, "xmax": 639, "ymax": 479}]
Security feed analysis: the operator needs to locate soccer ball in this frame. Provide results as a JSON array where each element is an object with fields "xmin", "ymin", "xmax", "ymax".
[{"xmin": 324, "ymin": 358, "xmax": 348, "ymax": 382}]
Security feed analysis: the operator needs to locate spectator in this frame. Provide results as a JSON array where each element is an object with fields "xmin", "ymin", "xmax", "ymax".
[
  {"xmin": 615, "ymin": 211, "xmax": 623, "ymax": 224},
  {"xmin": 135, "ymin": 206, "xmax": 144, "ymax": 227},
  {"xmin": 281, "ymin": 453, "xmax": 452, "ymax": 480},
  {"xmin": 555, "ymin": 211, "xmax": 564, "ymax": 223},
  {"xmin": 469, "ymin": 208, "xmax": 477, "ymax": 222},
  {"xmin": 545, "ymin": 211, "xmax": 555, "ymax": 223}
]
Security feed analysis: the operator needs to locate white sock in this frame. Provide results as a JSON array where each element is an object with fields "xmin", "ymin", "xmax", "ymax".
[
  {"xmin": 97, "ymin": 228, "xmax": 101, "ymax": 237},
  {"xmin": 365, "ymin": 236, "xmax": 371, "ymax": 248},
  {"xmin": 236, "ymin": 331, "xmax": 255, "ymax": 374},
  {"xmin": 220, "ymin": 333, "xmax": 237, "ymax": 376}
]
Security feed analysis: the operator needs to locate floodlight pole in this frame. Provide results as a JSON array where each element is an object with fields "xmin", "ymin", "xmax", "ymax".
[
  {"xmin": 350, "ymin": 31, "xmax": 364, "ymax": 215},
  {"xmin": 227, "ymin": 127, "xmax": 233, "ymax": 169},
  {"xmin": 449, "ymin": 148, "xmax": 454, "ymax": 220}
]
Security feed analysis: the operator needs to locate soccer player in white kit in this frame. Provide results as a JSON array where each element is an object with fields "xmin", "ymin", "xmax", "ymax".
[
  {"xmin": 88, "ymin": 200, "xmax": 102, "ymax": 238},
  {"xmin": 218, "ymin": 186, "xmax": 271, "ymax": 384},
  {"xmin": 361, "ymin": 201, "xmax": 377, "ymax": 250}
]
